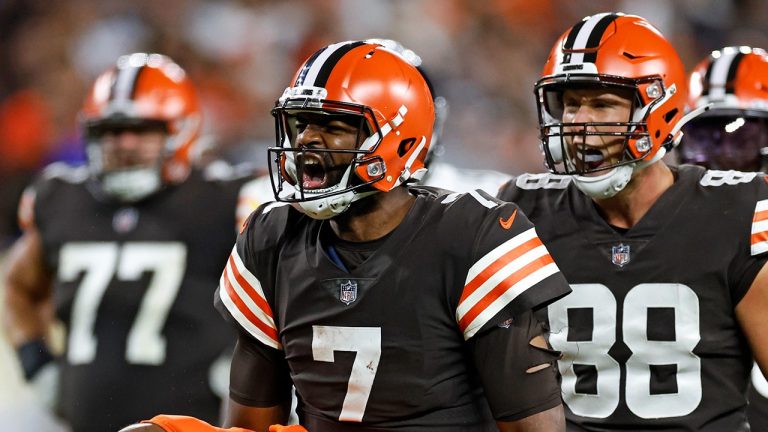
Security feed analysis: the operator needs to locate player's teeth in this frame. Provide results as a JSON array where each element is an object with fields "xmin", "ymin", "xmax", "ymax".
[{"xmin": 585, "ymin": 154, "xmax": 604, "ymax": 162}]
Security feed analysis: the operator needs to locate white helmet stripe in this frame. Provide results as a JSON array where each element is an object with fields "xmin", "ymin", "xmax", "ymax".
[
  {"xmin": 707, "ymin": 50, "xmax": 741, "ymax": 100},
  {"xmin": 568, "ymin": 12, "xmax": 613, "ymax": 64},
  {"xmin": 111, "ymin": 64, "xmax": 142, "ymax": 103},
  {"xmin": 294, "ymin": 41, "xmax": 367, "ymax": 88},
  {"xmin": 297, "ymin": 41, "xmax": 351, "ymax": 87}
]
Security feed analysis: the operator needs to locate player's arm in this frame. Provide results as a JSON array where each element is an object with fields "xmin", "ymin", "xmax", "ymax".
[
  {"xmin": 221, "ymin": 333, "xmax": 292, "ymax": 431},
  {"xmin": 223, "ymin": 400, "xmax": 289, "ymax": 431},
  {"xmin": 469, "ymin": 310, "xmax": 564, "ymax": 432},
  {"xmin": 736, "ymin": 262, "xmax": 768, "ymax": 376},
  {"xmin": 497, "ymin": 405, "xmax": 565, "ymax": 432},
  {"xmin": 2, "ymin": 224, "xmax": 55, "ymax": 379}
]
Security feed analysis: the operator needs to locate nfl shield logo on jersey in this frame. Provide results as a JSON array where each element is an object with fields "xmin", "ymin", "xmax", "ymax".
[
  {"xmin": 611, "ymin": 243, "xmax": 630, "ymax": 267},
  {"xmin": 113, "ymin": 207, "xmax": 139, "ymax": 233},
  {"xmin": 339, "ymin": 280, "xmax": 358, "ymax": 305}
]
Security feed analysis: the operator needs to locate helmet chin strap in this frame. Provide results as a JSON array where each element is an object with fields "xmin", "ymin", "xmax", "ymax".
[
  {"xmin": 102, "ymin": 168, "xmax": 162, "ymax": 202},
  {"xmin": 573, "ymin": 164, "xmax": 634, "ymax": 199},
  {"xmin": 295, "ymin": 164, "xmax": 378, "ymax": 220},
  {"xmin": 573, "ymin": 145, "xmax": 669, "ymax": 199},
  {"xmin": 87, "ymin": 143, "xmax": 164, "ymax": 202}
]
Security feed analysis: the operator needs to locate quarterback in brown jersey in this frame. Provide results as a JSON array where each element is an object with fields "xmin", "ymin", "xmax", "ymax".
[
  {"xmin": 497, "ymin": 13, "xmax": 768, "ymax": 431},
  {"xmin": 3, "ymin": 53, "xmax": 261, "ymax": 432},
  {"xmin": 124, "ymin": 40, "xmax": 572, "ymax": 432}
]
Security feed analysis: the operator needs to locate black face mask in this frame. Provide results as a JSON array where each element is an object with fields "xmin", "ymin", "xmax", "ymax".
[{"xmin": 679, "ymin": 115, "xmax": 768, "ymax": 171}]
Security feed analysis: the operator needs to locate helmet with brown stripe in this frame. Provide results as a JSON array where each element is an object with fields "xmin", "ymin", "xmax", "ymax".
[
  {"xmin": 269, "ymin": 40, "xmax": 435, "ymax": 219},
  {"xmin": 81, "ymin": 53, "xmax": 201, "ymax": 202},
  {"xmin": 679, "ymin": 46, "xmax": 768, "ymax": 171},
  {"xmin": 535, "ymin": 13, "xmax": 694, "ymax": 198}
]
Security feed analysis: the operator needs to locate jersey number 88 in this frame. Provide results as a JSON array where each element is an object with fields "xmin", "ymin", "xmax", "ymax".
[{"xmin": 548, "ymin": 283, "xmax": 701, "ymax": 419}]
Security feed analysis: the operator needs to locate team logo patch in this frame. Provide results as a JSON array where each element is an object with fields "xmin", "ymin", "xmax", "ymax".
[
  {"xmin": 113, "ymin": 207, "xmax": 139, "ymax": 233},
  {"xmin": 339, "ymin": 280, "xmax": 358, "ymax": 305},
  {"xmin": 611, "ymin": 243, "xmax": 630, "ymax": 267}
]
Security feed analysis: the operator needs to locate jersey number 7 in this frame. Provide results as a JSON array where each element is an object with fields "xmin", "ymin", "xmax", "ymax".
[{"xmin": 312, "ymin": 325, "xmax": 382, "ymax": 422}]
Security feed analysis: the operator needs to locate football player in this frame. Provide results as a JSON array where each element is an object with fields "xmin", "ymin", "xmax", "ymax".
[
  {"xmin": 3, "ymin": 53, "xmax": 262, "ymax": 432},
  {"xmin": 124, "ymin": 40, "xmax": 572, "ymax": 431},
  {"xmin": 497, "ymin": 13, "xmax": 768, "ymax": 431},
  {"xmin": 678, "ymin": 45, "xmax": 768, "ymax": 432},
  {"xmin": 678, "ymin": 46, "xmax": 768, "ymax": 173}
]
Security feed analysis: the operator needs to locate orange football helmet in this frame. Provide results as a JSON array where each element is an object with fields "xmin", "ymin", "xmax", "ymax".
[
  {"xmin": 269, "ymin": 40, "xmax": 434, "ymax": 219},
  {"xmin": 679, "ymin": 46, "xmax": 768, "ymax": 171},
  {"xmin": 81, "ymin": 53, "xmax": 201, "ymax": 201},
  {"xmin": 535, "ymin": 13, "xmax": 691, "ymax": 198}
]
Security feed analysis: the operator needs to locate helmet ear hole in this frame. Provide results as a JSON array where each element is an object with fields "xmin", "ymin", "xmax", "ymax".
[
  {"xmin": 664, "ymin": 109, "xmax": 678, "ymax": 123},
  {"xmin": 398, "ymin": 138, "xmax": 417, "ymax": 157}
]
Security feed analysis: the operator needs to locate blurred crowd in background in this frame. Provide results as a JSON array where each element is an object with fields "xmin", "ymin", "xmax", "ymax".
[{"xmin": 1, "ymin": 0, "xmax": 767, "ymax": 247}]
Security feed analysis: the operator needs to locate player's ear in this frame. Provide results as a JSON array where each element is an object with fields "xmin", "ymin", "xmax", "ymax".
[{"xmin": 118, "ymin": 423, "xmax": 167, "ymax": 432}]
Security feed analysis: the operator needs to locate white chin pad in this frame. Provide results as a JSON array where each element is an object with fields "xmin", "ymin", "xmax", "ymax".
[
  {"xmin": 102, "ymin": 168, "xmax": 162, "ymax": 202},
  {"xmin": 573, "ymin": 164, "xmax": 634, "ymax": 199}
]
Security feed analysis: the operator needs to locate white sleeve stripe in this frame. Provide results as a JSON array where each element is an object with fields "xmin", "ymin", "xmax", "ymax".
[
  {"xmin": 462, "ymin": 263, "xmax": 560, "ymax": 340},
  {"xmin": 218, "ymin": 279, "xmax": 280, "ymax": 349},
  {"xmin": 468, "ymin": 190, "xmax": 498, "ymax": 209},
  {"xmin": 230, "ymin": 247, "xmax": 272, "ymax": 306},
  {"xmin": 224, "ymin": 264, "xmax": 277, "ymax": 329},
  {"xmin": 752, "ymin": 242, "xmax": 768, "ymax": 256},
  {"xmin": 458, "ymin": 245, "xmax": 550, "ymax": 318},
  {"xmin": 756, "ymin": 199, "xmax": 768, "ymax": 213},
  {"xmin": 441, "ymin": 193, "xmax": 461, "ymax": 204},
  {"xmin": 752, "ymin": 220, "xmax": 768, "ymax": 234},
  {"xmin": 263, "ymin": 201, "xmax": 290, "ymax": 215},
  {"xmin": 465, "ymin": 228, "xmax": 538, "ymax": 282}
]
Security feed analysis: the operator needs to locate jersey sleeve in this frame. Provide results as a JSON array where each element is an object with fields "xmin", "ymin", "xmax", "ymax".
[
  {"xmin": 495, "ymin": 177, "xmax": 519, "ymax": 202},
  {"xmin": 451, "ymin": 190, "xmax": 571, "ymax": 340},
  {"xmin": 17, "ymin": 163, "xmax": 80, "ymax": 232},
  {"xmin": 468, "ymin": 310, "xmax": 562, "ymax": 420},
  {"xmin": 229, "ymin": 332, "xmax": 293, "ymax": 407},
  {"xmin": 733, "ymin": 174, "xmax": 768, "ymax": 302},
  {"xmin": 750, "ymin": 179, "xmax": 768, "ymax": 256},
  {"xmin": 215, "ymin": 202, "xmax": 293, "ymax": 350}
]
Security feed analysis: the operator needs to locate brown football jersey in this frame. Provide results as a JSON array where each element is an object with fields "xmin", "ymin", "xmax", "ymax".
[
  {"xmin": 498, "ymin": 165, "xmax": 768, "ymax": 431},
  {"xmin": 26, "ymin": 163, "xmax": 260, "ymax": 432},
  {"xmin": 216, "ymin": 186, "xmax": 571, "ymax": 431}
]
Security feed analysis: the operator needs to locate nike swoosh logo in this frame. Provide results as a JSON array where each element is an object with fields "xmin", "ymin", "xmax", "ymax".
[{"xmin": 499, "ymin": 209, "xmax": 518, "ymax": 230}]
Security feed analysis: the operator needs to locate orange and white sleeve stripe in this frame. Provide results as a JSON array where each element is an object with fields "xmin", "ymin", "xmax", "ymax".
[
  {"xmin": 752, "ymin": 199, "xmax": 768, "ymax": 256},
  {"xmin": 218, "ymin": 246, "xmax": 280, "ymax": 349},
  {"xmin": 457, "ymin": 227, "xmax": 560, "ymax": 340}
]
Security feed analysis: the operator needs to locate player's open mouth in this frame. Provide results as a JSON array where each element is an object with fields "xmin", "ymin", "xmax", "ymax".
[
  {"xmin": 578, "ymin": 148, "xmax": 606, "ymax": 170},
  {"xmin": 298, "ymin": 153, "xmax": 328, "ymax": 189}
]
